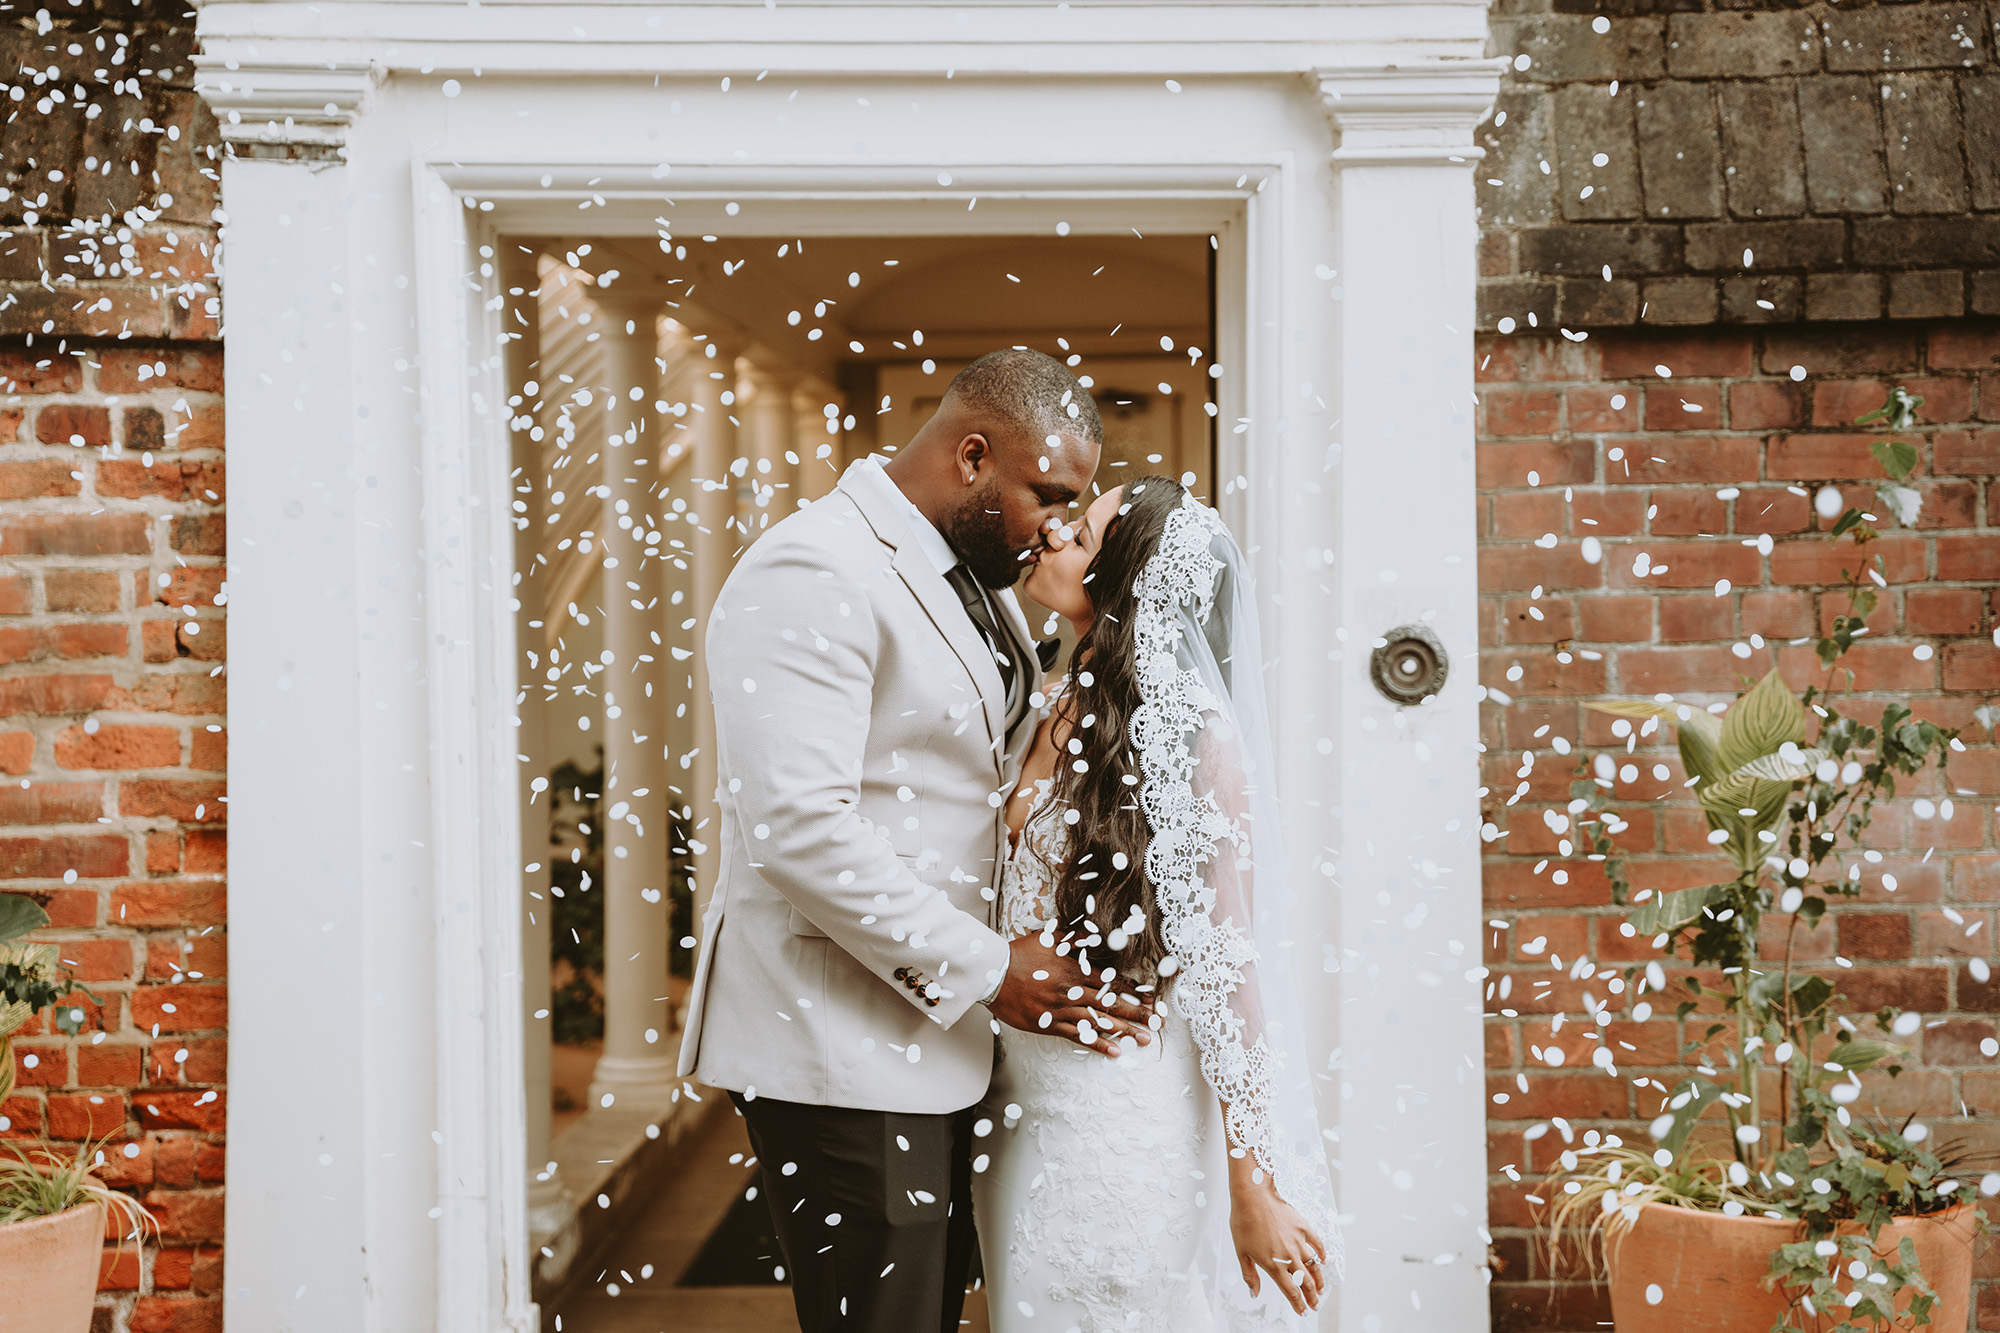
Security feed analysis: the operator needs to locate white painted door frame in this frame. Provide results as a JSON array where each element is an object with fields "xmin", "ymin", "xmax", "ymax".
[{"xmin": 199, "ymin": 11, "xmax": 1500, "ymax": 1331}]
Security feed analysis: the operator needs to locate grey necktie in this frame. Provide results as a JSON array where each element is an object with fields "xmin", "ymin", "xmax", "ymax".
[{"xmin": 944, "ymin": 563, "xmax": 1016, "ymax": 700}]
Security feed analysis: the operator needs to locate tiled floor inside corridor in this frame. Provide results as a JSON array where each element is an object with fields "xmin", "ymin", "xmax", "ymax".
[{"xmin": 548, "ymin": 1103, "xmax": 991, "ymax": 1333}]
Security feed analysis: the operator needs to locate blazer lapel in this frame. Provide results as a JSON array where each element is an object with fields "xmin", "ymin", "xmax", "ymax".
[
  {"xmin": 839, "ymin": 464, "xmax": 1011, "ymax": 770},
  {"xmin": 994, "ymin": 588, "xmax": 1038, "ymax": 729}
]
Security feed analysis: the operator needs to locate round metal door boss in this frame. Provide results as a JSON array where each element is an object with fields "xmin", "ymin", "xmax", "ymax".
[{"xmin": 1369, "ymin": 625, "xmax": 1449, "ymax": 705}]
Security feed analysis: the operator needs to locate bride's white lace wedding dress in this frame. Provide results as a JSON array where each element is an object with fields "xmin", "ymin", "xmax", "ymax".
[
  {"xmin": 972, "ymin": 497, "xmax": 1340, "ymax": 1333},
  {"xmin": 973, "ymin": 770, "xmax": 1240, "ymax": 1333}
]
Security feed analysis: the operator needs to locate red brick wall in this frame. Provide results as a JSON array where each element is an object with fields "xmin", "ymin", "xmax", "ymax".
[
  {"xmin": 2, "ymin": 343, "xmax": 225, "ymax": 1327},
  {"xmin": 1477, "ymin": 321, "xmax": 2000, "ymax": 1332}
]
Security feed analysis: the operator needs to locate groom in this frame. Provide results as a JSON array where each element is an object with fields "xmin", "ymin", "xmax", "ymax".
[{"xmin": 678, "ymin": 349, "xmax": 1152, "ymax": 1333}]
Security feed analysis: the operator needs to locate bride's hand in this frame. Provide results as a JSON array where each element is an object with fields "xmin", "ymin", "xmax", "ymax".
[{"xmin": 1228, "ymin": 1159, "xmax": 1327, "ymax": 1314}]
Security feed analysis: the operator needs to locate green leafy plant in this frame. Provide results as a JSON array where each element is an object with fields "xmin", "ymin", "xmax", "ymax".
[
  {"xmin": 0, "ymin": 1134, "xmax": 156, "ymax": 1244},
  {"xmin": 1, "ymin": 896, "xmax": 98, "ymax": 1107},
  {"xmin": 544, "ymin": 755, "xmax": 697, "ymax": 1046},
  {"xmin": 1540, "ymin": 387, "xmax": 1986, "ymax": 1330}
]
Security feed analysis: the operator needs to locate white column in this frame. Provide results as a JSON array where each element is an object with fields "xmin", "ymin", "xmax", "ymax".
[
  {"xmin": 219, "ymin": 152, "xmax": 376, "ymax": 1333},
  {"xmin": 794, "ymin": 376, "xmax": 842, "ymax": 504},
  {"xmin": 588, "ymin": 300, "xmax": 676, "ymax": 1110},
  {"xmin": 500, "ymin": 247, "xmax": 570, "ymax": 1243},
  {"xmin": 686, "ymin": 343, "xmax": 739, "ymax": 952},
  {"xmin": 744, "ymin": 364, "xmax": 800, "ymax": 530},
  {"xmin": 1314, "ymin": 63, "xmax": 1503, "ymax": 1333}
]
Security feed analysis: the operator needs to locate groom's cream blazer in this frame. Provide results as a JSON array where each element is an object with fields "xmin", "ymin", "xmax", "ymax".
[{"xmin": 677, "ymin": 458, "xmax": 1040, "ymax": 1113}]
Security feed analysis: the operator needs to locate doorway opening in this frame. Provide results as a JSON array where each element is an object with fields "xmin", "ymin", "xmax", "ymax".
[{"xmin": 509, "ymin": 228, "xmax": 1217, "ymax": 1323}]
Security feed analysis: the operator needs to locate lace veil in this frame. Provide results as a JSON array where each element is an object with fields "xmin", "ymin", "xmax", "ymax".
[{"xmin": 1131, "ymin": 490, "xmax": 1345, "ymax": 1293}]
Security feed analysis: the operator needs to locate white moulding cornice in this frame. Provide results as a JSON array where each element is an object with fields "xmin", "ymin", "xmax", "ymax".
[
  {"xmin": 193, "ymin": 2, "xmax": 1490, "ymax": 78},
  {"xmin": 192, "ymin": 58, "xmax": 376, "ymax": 147},
  {"xmin": 1317, "ymin": 59, "xmax": 1507, "ymax": 166}
]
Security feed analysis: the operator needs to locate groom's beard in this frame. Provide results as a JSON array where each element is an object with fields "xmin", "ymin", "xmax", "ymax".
[{"xmin": 945, "ymin": 483, "xmax": 1032, "ymax": 590}]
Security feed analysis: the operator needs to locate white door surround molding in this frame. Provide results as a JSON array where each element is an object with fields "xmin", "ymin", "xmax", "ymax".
[{"xmin": 201, "ymin": 7, "xmax": 1500, "ymax": 1331}]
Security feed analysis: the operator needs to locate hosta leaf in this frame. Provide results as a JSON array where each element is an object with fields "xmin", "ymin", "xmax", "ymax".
[
  {"xmin": 1717, "ymin": 670, "xmax": 1805, "ymax": 776},
  {"xmin": 1732, "ymin": 747, "xmax": 1830, "ymax": 783},
  {"xmin": 1676, "ymin": 710, "xmax": 1727, "ymax": 787},
  {"xmin": 1585, "ymin": 700, "xmax": 1682, "ymax": 721},
  {"xmin": 1628, "ymin": 883, "xmax": 1726, "ymax": 936},
  {"xmin": 1828, "ymin": 1039, "xmax": 1898, "ymax": 1072},
  {"xmin": 0, "ymin": 895, "xmax": 48, "ymax": 944},
  {"xmin": 1698, "ymin": 773, "xmax": 1792, "ymax": 872}
]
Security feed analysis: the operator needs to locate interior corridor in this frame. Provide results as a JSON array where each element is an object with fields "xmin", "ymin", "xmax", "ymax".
[{"xmin": 510, "ymin": 227, "xmax": 1215, "ymax": 1323}]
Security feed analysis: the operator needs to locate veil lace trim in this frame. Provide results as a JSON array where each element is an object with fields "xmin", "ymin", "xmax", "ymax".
[{"xmin": 1130, "ymin": 497, "xmax": 1337, "ymax": 1255}]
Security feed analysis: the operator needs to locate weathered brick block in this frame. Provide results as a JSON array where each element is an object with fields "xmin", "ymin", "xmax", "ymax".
[
  {"xmin": 1517, "ymin": 224, "xmax": 1681, "ymax": 277},
  {"xmin": 1639, "ymin": 276, "xmax": 1717, "ymax": 324},
  {"xmin": 1883, "ymin": 74, "xmax": 1971, "ymax": 216},
  {"xmin": 43, "ymin": 569, "xmax": 119, "ymax": 614},
  {"xmin": 1558, "ymin": 276, "xmax": 1639, "ymax": 326},
  {"xmin": 1553, "ymin": 84, "xmax": 1643, "ymax": 221},
  {"xmin": 1634, "ymin": 80, "xmax": 1721, "ymax": 220},
  {"xmin": 1967, "ymin": 76, "xmax": 2000, "ymax": 212},
  {"xmin": 1498, "ymin": 15, "xmax": 1667, "ymax": 84},
  {"xmin": 53, "ymin": 724, "xmax": 181, "ymax": 772},
  {"xmin": 1479, "ymin": 277, "xmax": 1559, "ymax": 332},
  {"xmin": 1481, "ymin": 88, "xmax": 1563, "ymax": 230},
  {"xmin": 1804, "ymin": 273, "xmax": 1884, "ymax": 322},
  {"xmin": 0, "ymin": 459, "xmax": 80, "ymax": 500},
  {"xmin": 1684, "ymin": 219, "xmax": 1844, "ymax": 273},
  {"xmin": 1666, "ymin": 11, "xmax": 1820, "ymax": 78},
  {"xmin": 1763, "ymin": 325, "xmax": 1922, "ymax": 375},
  {"xmin": 1720, "ymin": 275, "xmax": 1804, "ymax": 323},
  {"xmin": 0, "ymin": 513, "xmax": 151, "ymax": 558},
  {"xmin": 1973, "ymin": 271, "xmax": 2000, "ymax": 316},
  {"xmin": 1601, "ymin": 329, "xmax": 1755, "ymax": 378},
  {"xmin": 0, "ymin": 833, "xmax": 128, "ymax": 879},
  {"xmin": 1797, "ymin": 75, "xmax": 1891, "ymax": 216},
  {"xmin": 1888, "ymin": 271, "xmax": 1966, "ymax": 320},
  {"xmin": 1821, "ymin": 4, "xmax": 1990, "ymax": 73},
  {"xmin": 1854, "ymin": 216, "xmax": 2000, "ymax": 267},
  {"xmin": 1928, "ymin": 323, "xmax": 2000, "ymax": 369},
  {"xmin": 33, "ymin": 404, "xmax": 111, "ymax": 449},
  {"xmin": 1718, "ymin": 82, "xmax": 1808, "ymax": 219}
]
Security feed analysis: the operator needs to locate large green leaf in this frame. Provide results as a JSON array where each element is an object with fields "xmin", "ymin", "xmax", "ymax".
[
  {"xmin": 1676, "ymin": 710, "xmax": 1727, "ymax": 787},
  {"xmin": 0, "ymin": 894, "xmax": 49, "ymax": 944},
  {"xmin": 1826, "ymin": 1038, "xmax": 1899, "ymax": 1073},
  {"xmin": 1732, "ymin": 746, "xmax": 1829, "ymax": 783},
  {"xmin": 1698, "ymin": 772, "xmax": 1793, "ymax": 873},
  {"xmin": 1628, "ymin": 883, "xmax": 1727, "ymax": 936},
  {"xmin": 1716, "ymin": 670, "xmax": 1805, "ymax": 776},
  {"xmin": 1584, "ymin": 699, "xmax": 1729, "ymax": 785}
]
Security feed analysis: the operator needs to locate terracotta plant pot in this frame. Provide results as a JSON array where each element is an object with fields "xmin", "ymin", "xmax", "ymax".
[
  {"xmin": 1605, "ymin": 1201, "xmax": 1978, "ymax": 1333},
  {"xmin": 0, "ymin": 1202, "xmax": 105, "ymax": 1332}
]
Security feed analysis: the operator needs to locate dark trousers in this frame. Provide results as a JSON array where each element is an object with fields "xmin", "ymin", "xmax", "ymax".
[{"xmin": 731, "ymin": 1092, "xmax": 978, "ymax": 1333}]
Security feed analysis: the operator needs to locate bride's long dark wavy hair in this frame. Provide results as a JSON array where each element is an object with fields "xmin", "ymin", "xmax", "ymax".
[{"xmin": 1039, "ymin": 474, "xmax": 1188, "ymax": 989}]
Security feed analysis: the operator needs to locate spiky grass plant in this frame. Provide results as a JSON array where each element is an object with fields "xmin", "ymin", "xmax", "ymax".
[
  {"xmin": 0, "ymin": 1135, "xmax": 156, "ymax": 1249},
  {"xmin": 1541, "ymin": 1137, "xmax": 1774, "ymax": 1282}
]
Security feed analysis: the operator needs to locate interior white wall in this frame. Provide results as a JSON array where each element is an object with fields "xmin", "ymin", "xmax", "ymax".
[{"xmin": 199, "ymin": 8, "xmax": 1498, "ymax": 1331}]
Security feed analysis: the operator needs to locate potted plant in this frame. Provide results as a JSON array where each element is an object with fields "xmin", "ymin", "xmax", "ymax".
[
  {"xmin": 0, "ymin": 895, "xmax": 154, "ymax": 1331},
  {"xmin": 1535, "ymin": 387, "xmax": 1989, "ymax": 1331}
]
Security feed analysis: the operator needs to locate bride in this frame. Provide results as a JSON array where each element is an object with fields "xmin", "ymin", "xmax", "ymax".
[{"xmin": 974, "ymin": 476, "xmax": 1342, "ymax": 1332}]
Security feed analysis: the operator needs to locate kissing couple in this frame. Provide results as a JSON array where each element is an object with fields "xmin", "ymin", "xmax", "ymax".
[{"xmin": 678, "ymin": 349, "xmax": 1342, "ymax": 1332}]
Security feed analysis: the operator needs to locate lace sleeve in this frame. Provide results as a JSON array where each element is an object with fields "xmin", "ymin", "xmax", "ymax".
[{"xmin": 1130, "ymin": 498, "xmax": 1340, "ymax": 1268}]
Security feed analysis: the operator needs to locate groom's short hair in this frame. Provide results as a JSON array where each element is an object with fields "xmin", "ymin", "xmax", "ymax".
[{"xmin": 943, "ymin": 348, "xmax": 1103, "ymax": 451}]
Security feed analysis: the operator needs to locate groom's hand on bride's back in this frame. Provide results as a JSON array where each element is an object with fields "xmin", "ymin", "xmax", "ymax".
[{"xmin": 986, "ymin": 932, "xmax": 1155, "ymax": 1057}]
